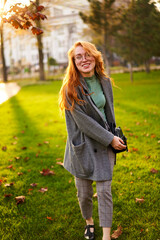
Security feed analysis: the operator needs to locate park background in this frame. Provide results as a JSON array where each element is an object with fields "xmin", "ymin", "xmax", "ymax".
[{"xmin": 0, "ymin": 0, "xmax": 160, "ymax": 239}]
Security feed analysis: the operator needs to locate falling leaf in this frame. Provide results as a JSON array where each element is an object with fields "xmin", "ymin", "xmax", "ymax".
[
  {"xmin": 30, "ymin": 183, "xmax": 38, "ymax": 187},
  {"xmin": 40, "ymin": 169, "xmax": 55, "ymax": 176},
  {"xmin": 136, "ymin": 197, "xmax": 144, "ymax": 203},
  {"xmin": 4, "ymin": 182, "xmax": 14, "ymax": 187},
  {"xmin": 111, "ymin": 226, "xmax": 123, "ymax": 239},
  {"xmin": 15, "ymin": 196, "xmax": 25, "ymax": 205},
  {"xmin": 21, "ymin": 146, "xmax": 27, "ymax": 150},
  {"xmin": 56, "ymin": 162, "xmax": 63, "ymax": 167},
  {"xmin": 2, "ymin": 146, "xmax": 7, "ymax": 151},
  {"xmin": 47, "ymin": 216, "xmax": 53, "ymax": 221},
  {"xmin": 38, "ymin": 187, "xmax": 48, "ymax": 193},
  {"xmin": 93, "ymin": 193, "xmax": 98, "ymax": 198},
  {"xmin": 150, "ymin": 168, "xmax": 158, "ymax": 174},
  {"xmin": 4, "ymin": 194, "xmax": 12, "ymax": 198}
]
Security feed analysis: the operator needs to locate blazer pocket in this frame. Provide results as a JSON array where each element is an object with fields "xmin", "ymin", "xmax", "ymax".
[{"xmin": 71, "ymin": 141, "xmax": 94, "ymax": 177}]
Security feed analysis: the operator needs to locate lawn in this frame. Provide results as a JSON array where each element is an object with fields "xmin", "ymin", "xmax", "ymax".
[{"xmin": 0, "ymin": 71, "xmax": 159, "ymax": 240}]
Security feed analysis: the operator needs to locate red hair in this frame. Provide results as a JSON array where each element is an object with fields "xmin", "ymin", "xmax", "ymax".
[{"xmin": 59, "ymin": 41, "xmax": 108, "ymax": 111}]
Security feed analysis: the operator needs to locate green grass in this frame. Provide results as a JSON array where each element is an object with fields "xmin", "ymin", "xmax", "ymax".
[{"xmin": 0, "ymin": 71, "xmax": 160, "ymax": 240}]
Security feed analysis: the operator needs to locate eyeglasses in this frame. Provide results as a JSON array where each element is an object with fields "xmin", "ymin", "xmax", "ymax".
[{"xmin": 74, "ymin": 53, "xmax": 93, "ymax": 62}]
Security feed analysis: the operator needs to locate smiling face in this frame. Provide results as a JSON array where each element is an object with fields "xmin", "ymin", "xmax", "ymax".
[{"xmin": 74, "ymin": 45, "xmax": 96, "ymax": 77}]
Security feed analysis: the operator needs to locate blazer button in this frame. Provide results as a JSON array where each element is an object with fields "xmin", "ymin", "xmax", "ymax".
[{"xmin": 94, "ymin": 149, "xmax": 97, "ymax": 153}]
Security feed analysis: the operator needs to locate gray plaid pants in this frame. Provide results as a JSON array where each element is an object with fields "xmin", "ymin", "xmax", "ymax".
[{"xmin": 75, "ymin": 147, "xmax": 115, "ymax": 228}]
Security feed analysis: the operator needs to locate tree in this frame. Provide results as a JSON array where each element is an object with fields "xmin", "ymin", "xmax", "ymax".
[
  {"xmin": 0, "ymin": 0, "xmax": 7, "ymax": 82},
  {"xmin": 114, "ymin": 0, "xmax": 160, "ymax": 81},
  {"xmin": 0, "ymin": 0, "xmax": 47, "ymax": 82},
  {"xmin": 79, "ymin": 0, "xmax": 119, "ymax": 75}
]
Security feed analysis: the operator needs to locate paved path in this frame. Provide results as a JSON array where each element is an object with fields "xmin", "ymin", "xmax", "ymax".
[{"xmin": 0, "ymin": 82, "xmax": 21, "ymax": 104}]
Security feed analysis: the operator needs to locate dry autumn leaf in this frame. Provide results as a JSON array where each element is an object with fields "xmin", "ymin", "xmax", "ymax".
[
  {"xmin": 7, "ymin": 165, "xmax": 13, "ymax": 169},
  {"xmin": 15, "ymin": 156, "xmax": 21, "ymax": 160},
  {"xmin": 0, "ymin": 179, "xmax": 3, "ymax": 185},
  {"xmin": 40, "ymin": 169, "xmax": 55, "ymax": 176},
  {"xmin": 136, "ymin": 197, "xmax": 145, "ymax": 203},
  {"xmin": 56, "ymin": 162, "xmax": 64, "ymax": 167},
  {"xmin": 4, "ymin": 182, "xmax": 14, "ymax": 187},
  {"xmin": 30, "ymin": 183, "xmax": 38, "ymax": 187},
  {"xmin": 15, "ymin": 196, "xmax": 25, "ymax": 204},
  {"xmin": 111, "ymin": 226, "xmax": 123, "ymax": 239},
  {"xmin": 38, "ymin": 187, "xmax": 48, "ymax": 193},
  {"xmin": 93, "ymin": 193, "xmax": 98, "ymax": 198},
  {"xmin": 150, "ymin": 168, "xmax": 158, "ymax": 174},
  {"xmin": 47, "ymin": 216, "xmax": 53, "ymax": 221},
  {"xmin": 2, "ymin": 146, "xmax": 7, "ymax": 151},
  {"xmin": 21, "ymin": 146, "xmax": 27, "ymax": 150},
  {"xmin": 18, "ymin": 172, "xmax": 23, "ymax": 176},
  {"xmin": 56, "ymin": 158, "xmax": 62, "ymax": 161},
  {"xmin": 132, "ymin": 148, "xmax": 139, "ymax": 152},
  {"xmin": 4, "ymin": 194, "xmax": 12, "ymax": 198}
]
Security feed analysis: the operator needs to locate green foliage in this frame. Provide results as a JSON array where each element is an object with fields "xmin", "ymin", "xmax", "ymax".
[
  {"xmin": 114, "ymin": 0, "xmax": 160, "ymax": 64},
  {"xmin": 47, "ymin": 57, "xmax": 57, "ymax": 66},
  {"xmin": 0, "ymin": 71, "xmax": 160, "ymax": 239}
]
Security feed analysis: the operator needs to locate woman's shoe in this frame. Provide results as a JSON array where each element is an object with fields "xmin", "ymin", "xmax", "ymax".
[{"xmin": 84, "ymin": 224, "xmax": 94, "ymax": 240}]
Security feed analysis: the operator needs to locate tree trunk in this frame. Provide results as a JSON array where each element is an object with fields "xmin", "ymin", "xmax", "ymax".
[
  {"xmin": 144, "ymin": 60, "xmax": 150, "ymax": 73},
  {"xmin": 103, "ymin": 32, "xmax": 110, "ymax": 76},
  {"xmin": 0, "ymin": 23, "xmax": 7, "ymax": 82},
  {"xmin": 36, "ymin": 0, "xmax": 45, "ymax": 81},
  {"xmin": 129, "ymin": 62, "xmax": 133, "ymax": 83}
]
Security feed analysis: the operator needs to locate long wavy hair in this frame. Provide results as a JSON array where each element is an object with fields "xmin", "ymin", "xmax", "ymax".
[{"xmin": 59, "ymin": 41, "xmax": 108, "ymax": 111}]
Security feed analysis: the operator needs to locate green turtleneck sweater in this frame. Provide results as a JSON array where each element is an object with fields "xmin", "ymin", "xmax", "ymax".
[{"xmin": 84, "ymin": 75, "xmax": 106, "ymax": 121}]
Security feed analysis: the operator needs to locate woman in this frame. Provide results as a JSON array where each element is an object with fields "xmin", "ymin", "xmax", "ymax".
[{"xmin": 59, "ymin": 41, "xmax": 126, "ymax": 240}]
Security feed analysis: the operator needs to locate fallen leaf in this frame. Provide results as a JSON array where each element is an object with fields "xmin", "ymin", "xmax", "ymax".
[
  {"xmin": 13, "ymin": 136, "xmax": 18, "ymax": 139},
  {"xmin": 21, "ymin": 146, "xmax": 27, "ymax": 150},
  {"xmin": 56, "ymin": 158, "xmax": 62, "ymax": 161},
  {"xmin": 93, "ymin": 193, "xmax": 98, "ymax": 198},
  {"xmin": 44, "ymin": 141, "xmax": 49, "ymax": 144},
  {"xmin": 132, "ymin": 148, "xmax": 138, "ymax": 152},
  {"xmin": 111, "ymin": 226, "xmax": 123, "ymax": 239},
  {"xmin": 7, "ymin": 165, "xmax": 13, "ymax": 169},
  {"xmin": 30, "ymin": 183, "xmax": 38, "ymax": 187},
  {"xmin": 15, "ymin": 156, "xmax": 21, "ymax": 160},
  {"xmin": 151, "ymin": 134, "xmax": 156, "ymax": 138},
  {"xmin": 136, "ymin": 197, "xmax": 144, "ymax": 203},
  {"xmin": 144, "ymin": 155, "xmax": 151, "ymax": 160},
  {"xmin": 2, "ymin": 146, "xmax": 7, "ymax": 151},
  {"xmin": 69, "ymin": 179, "xmax": 72, "ymax": 183},
  {"xmin": 38, "ymin": 187, "xmax": 48, "ymax": 193},
  {"xmin": 24, "ymin": 156, "xmax": 29, "ymax": 161},
  {"xmin": 4, "ymin": 182, "xmax": 14, "ymax": 187},
  {"xmin": 40, "ymin": 169, "xmax": 55, "ymax": 176},
  {"xmin": 12, "ymin": 141, "xmax": 17, "ymax": 145},
  {"xmin": 18, "ymin": 172, "xmax": 23, "ymax": 176},
  {"xmin": 15, "ymin": 195, "xmax": 25, "ymax": 204},
  {"xmin": 56, "ymin": 162, "xmax": 63, "ymax": 166},
  {"xmin": 150, "ymin": 168, "xmax": 158, "ymax": 174},
  {"xmin": 130, "ymin": 181, "xmax": 134, "ymax": 184},
  {"xmin": 0, "ymin": 179, "xmax": 3, "ymax": 185},
  {"xmin": 47, "ymin": 216, "xmax": 53, "ymax": 221},
  {"xmin": 4, "ymin": 194, "xmax": 12, "ymax": 198},
  {"xmin": 36, "ymin": 153, "xmax": 39, "ymax": 157},
  {"xmin": 21, "ymin": 130, "xmax": 25, "ymax": 134},
  {"xmin": 158, "ymin": 140, "xmax": 160, "ymax": 144}
]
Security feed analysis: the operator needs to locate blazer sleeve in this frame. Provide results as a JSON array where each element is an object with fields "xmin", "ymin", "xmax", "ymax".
[{"xmin": 65, "ymin": 99, "xmax": 114, "ymax": 147}]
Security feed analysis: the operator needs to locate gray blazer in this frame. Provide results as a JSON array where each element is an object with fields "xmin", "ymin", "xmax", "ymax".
[{"xmin": 63, "ymin": 76, "xmax": 116, "ymax": 181}]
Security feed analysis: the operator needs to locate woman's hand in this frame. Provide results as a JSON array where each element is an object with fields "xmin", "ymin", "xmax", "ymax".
[{"xmin": 111, "ymin": 136, "xmax": 126, "ymax": 150}]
